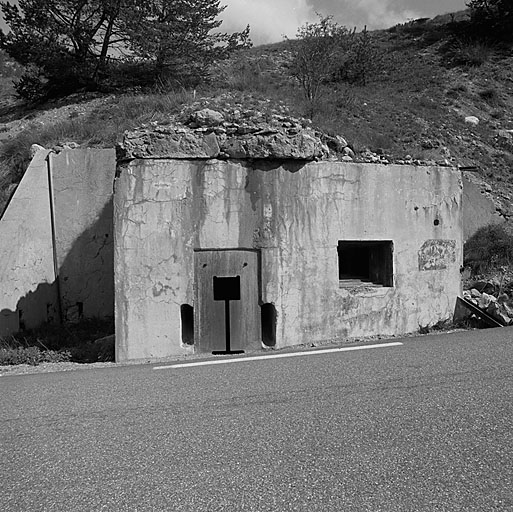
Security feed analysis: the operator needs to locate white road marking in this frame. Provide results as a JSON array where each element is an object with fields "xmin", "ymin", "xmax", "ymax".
[{"xmin": 153, "ymin": 342, "xmax": 403, "ymax": 370}]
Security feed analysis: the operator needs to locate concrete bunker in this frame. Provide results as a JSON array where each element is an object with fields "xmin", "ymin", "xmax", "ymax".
[
  {"xmin": 0, "ymin": 110, "xmax": 467, "ymax": 361},
  {"xmin": 114, "ymin": 158, "xmax": 463, "ymax": 362}
]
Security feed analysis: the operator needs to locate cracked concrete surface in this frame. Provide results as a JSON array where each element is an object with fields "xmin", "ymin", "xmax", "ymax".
[
  {"xmin": 0, "ymin": 150, "xmax": 58, "ymax": 335},
  {"xmin": 1, "ymin": 148, "xmax": 118, "ymax": 335},
  {"xmin": 50, "ymin": 149, "xmax": 116, "ymax": 322},
  {"xmin": 114, "ymin": 160, "xmax": 463, "ymax": 362}
]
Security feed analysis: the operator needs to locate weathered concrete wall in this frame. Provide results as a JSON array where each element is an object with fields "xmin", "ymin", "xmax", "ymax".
[
  {"xmin": 50, "ymin": 149, "xmax": 116, "ymax": 321},
  {"xmin": 462, "ymin": 173, "xmax": 503, "ymax": 240},
  {"xmin": 115, "ymin": 160, "xmax": 463, "ymax": 362},
  {"xmin": 0, "ymin": 150, "xmax": 58, "ymax": 335}
]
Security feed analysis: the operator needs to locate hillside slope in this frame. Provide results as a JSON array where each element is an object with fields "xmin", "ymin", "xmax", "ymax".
[{"xmin": 0, "ymin": 11, "xmax": 512, "ymax": 221}]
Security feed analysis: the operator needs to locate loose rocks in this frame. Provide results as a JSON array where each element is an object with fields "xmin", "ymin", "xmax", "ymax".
[
  {"xmin": 120, "ymin": 104, "xmax": 332, "ymax": 161},
  {"xmin": 462, "ymin": 287, "xmax": 513, "ymax": 325}
]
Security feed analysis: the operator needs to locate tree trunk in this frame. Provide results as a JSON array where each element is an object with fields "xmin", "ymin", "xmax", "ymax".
[{"xmin": 93, "ymin": 1, "xmax": 122, "ymax": 82}]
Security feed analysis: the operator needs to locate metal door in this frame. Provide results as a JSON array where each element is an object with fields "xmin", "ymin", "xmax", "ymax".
[{"xmin": 194, "ymin": 250, "xmax": 261, "ymax": 353}]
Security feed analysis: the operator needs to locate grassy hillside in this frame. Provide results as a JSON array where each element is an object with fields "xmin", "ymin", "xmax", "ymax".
[{"xmin": 1, "ymin": 10, "xmax": 512, "ymax": 220}]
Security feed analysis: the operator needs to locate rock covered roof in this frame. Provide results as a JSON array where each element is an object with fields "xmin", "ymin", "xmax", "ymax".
[
  {"xmin": 118, "ymin": 94, "xmax": 453, "ymax": 166},
  {"xmin": 119, "ymin": 106, "xmax": 338, "ymax": 161}
]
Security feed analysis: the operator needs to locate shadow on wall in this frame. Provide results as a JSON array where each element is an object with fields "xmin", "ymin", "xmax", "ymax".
[
  {"xmin": 0, "ymin": 282, "xmax": 59, "ymax": 337},
  {"xmin": 0, "ymin": 201, "xmax": 114, "ymax": 337},
  {"xmin": 57, "ymin": 199, "xmax": 114, "ymax": 322}
]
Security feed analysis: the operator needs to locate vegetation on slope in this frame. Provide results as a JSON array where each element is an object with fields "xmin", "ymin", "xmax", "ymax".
[
  {"xmin": 1, "ymin": 4, "xmax": 513, "ymax": 361},
  {"xmin": 0, "ymin": 0, "xmax": 251, "ymax": 100},
  {"xmin": 3, "ymin": 7, "xmax": 511, "ymax": 217}
]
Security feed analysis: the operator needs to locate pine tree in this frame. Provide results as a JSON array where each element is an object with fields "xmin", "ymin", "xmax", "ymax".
[
  {"xmin": 0, "ymin": 0, "xmax": 127, "ymax": 97},
  {"xmin": 123, "ymin": 0, "xmax": 250, "ymax": 85},
  {"xmin": 0, "ymin": 0, "xmax": 251, "ymax": 98}
]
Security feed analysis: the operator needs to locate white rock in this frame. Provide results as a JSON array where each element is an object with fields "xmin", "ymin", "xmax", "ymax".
[
  {"xmin": 470, "ymin": 288, "xmax": 482, "ymax": 298},
  {"xmin": 191, "ymin": 108, "xmax": 225, "ymax": 127},
  {"xmin": 465, "ymin": 116, "xmax": 479, "ymax": 126},
  {"xmin": 479, "ymin": 292, "xmax": 496, "ymax": 309},
  {"xmin": 343, "ymin": 147, "xmax": 355, "ymax": 158}
]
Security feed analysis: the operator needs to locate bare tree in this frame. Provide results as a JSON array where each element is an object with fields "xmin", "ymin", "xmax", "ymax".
[{"xmin": 290, "ymin": 15, "xmax": 354, "ymax": 104}]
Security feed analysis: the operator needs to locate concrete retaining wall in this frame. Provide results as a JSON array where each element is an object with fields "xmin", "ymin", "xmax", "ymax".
[
  {"xmin": 114, "ymin": 160, "xmax": 463, "ymax": 362},
  {"xmin": 0, "ymin": 148, "xmax": 116, "ymax": 337},
  {"xmin": 50, "ymin": 149, "xmax": 116, "ymax": 321},
  {"xmin": 0, "ymin": 150, "xmax": 58, "ymax": 335},
  {"xmin": 462, "ymin": 173, "xmax": 504, "ymax": 240}
]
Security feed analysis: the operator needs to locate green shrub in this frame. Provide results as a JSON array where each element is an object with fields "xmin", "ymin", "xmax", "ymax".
[
  {"xmin": 13, "ymin": 65, "xmax": 49, "ymax": 102},
  {"xmin": 449, "ymin": 38, "xmax": 492, "ymax": 67},
  {"xmin": 491, "ymin": 108, "xmax": 505, "ymax": 120},
  {"xmin": 289, "ymin": 15, "xmax": 355, "ymax": 104},
  {"xmin": 478, "ymin": 87, "xmax": 502, "ymax": 106},
  {"xmin": 335, "ymin": 26, "xmax": 385, "ymax": 86},
  {"xmin": 464, "ymin": 224, "xmax": 513, "ymax": 274}
]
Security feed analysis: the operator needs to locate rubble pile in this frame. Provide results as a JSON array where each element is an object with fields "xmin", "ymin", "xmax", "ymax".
[
  {"xmin": 119, "ymin": 95, "xmax": 456, "ymax": 165},
  {"xmin": 120, "ymin": 104, "xmax": 332, "ymax": 161},
  {"xmin": 462, "ymin": 283, "xmax": 513, "ymax": 326}
]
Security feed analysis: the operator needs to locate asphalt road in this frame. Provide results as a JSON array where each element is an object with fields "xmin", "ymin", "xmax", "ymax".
[{"xmin": 2, "ymin": 328, "xmax": 513, "ymax": 511}]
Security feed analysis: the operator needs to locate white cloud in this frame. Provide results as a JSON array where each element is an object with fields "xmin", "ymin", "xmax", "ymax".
[
  {"xmin": 219, "ymin": 0, "xmax": 457, "ymax": 45},
  {"xmin": 221, "ymin": 0, "xmax": 315, "ymax": 45},
  {"xmin": 353, "ymin": 0, "xmax": 420, "ymax": 28}
]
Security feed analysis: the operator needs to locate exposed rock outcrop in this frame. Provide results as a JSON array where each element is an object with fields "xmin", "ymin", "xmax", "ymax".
[{"xmin": 120, "ymin": 108, "xmax": 331, "ymax": 161}]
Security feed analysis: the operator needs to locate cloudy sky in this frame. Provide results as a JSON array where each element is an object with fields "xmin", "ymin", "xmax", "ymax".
[
  {"xmin": 1, "ymin": 0, "xmax": 469, "ymax": 45},
  {"xmin": 222, "ymin": 0, "xmax": 469, "ymax": 45}
]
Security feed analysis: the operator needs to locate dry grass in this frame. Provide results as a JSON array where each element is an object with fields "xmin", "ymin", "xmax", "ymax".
[
  {"xmin": 447, "ymin": 38, "xmax": 493, "ymax": 67},
  {"xmin": 0, "ymin": 317, "xmax": 114, "ymax": 364},
  {"xmin": 0, "ymin": 90, "xmax": 196, "ymax": 214}
]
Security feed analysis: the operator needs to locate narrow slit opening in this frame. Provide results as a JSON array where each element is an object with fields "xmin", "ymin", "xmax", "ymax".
[
  {"xmin": 180, "ymin": 304, "xmax": 194, "ymax": 345},
  {"xmin": 261, "ymin": 303, "xmax": 277, "ymax": 347}
]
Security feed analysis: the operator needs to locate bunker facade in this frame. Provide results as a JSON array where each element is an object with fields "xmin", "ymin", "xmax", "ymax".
[{"xmin": 114, "ymin": 159, "xmax": 463, "ymax": 361}]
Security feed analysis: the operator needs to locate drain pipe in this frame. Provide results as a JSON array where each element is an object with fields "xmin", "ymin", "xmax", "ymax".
[{"xmin": 47, "ymin": 152, "xmax": 63, "ymax": 324}]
